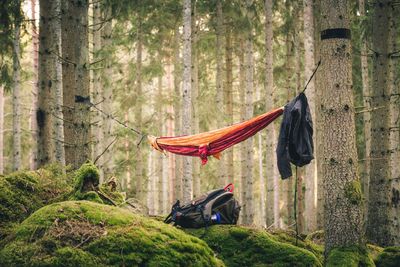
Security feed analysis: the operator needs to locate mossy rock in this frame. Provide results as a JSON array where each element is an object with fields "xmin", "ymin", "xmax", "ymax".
[
  {"xmin": 0, "ymin": 201, "xmax": 223, "ymax": 267},
  {"xmin": 186, "ymin": 225, "xmax": 322, "ymax": 266},
  {"xmin": 375, "ymin": 246, "xmax": 400, "ymax": 267},
  {"xmin": 325, "ymin": 246, "xmax": 375, "ymax": 267},
  {"xmin": 0, "ymin": 164, "xmax": 70, "ymax": 240}
]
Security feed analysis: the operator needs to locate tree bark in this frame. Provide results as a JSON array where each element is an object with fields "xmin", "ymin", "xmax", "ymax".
[
  {"xmin": 242, "ymin": 0, "xmax": 255, "ymax": 225},
  {"xmin": 216, "ymin": 0, "xmax": 226, "ymax": 187},
  {"xmin": 38, "ymin": 0, "xmax": 57, "ymax": 167},
  {"xmin": 61, "ymin": 0, "xmax": 76, "ymax": 168},
  {"xmin": 359, "ymin": 0, "xmax": 371, "ymax": 222},
  {"xmin": 12, "ymin": 9, "xmax": 21, "ymax": 171},
  {"xmin": 264, "ymin": 0, "xmax": 278, "ymax": 228},
  {"xmin": 182, "ymin": 0, "xmax": 193, "ymax": 203},
  {"xmin": 224, "ymin": 24, "xmax": 234, "ymax": 188},
  {"xmin": 320, "ymin": 0, "xmax": 364, "ymax": 256},
  {"xmin": 388, "ymin": 4, "xmax": 399, "ymax": 245},
  {"xmin": 30, "ymin": 0, "xmax": 39, "ymax": 170},
  {"xmin": 53, "ymin": 0, "xmax": 65, "ymax": 166},
  {"xmin": 101, "ymin": 9, "xmax": 113, "ymax": 179},
  {"xmin": 173, "ymin": 25, "xmax": 182, "ymax": 201},
  {"xmin": 0, "ymin": 86, "xmax": 4, "ymax": 174},
  {"xmin": 366, "ymin": 0, "xmax": 392, "ymax": 247},
  {"xmin": 135, "ymin": 16, "xmax": 144, "ymax": 201},
  {"xmin": 303, "ymin": 0, "xmax": 317, "ymax": 233}
]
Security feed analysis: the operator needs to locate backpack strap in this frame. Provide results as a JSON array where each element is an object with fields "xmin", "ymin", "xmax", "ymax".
[
  {"xmin": 164, "ymin": 200, "xmax": 180, "ymax": 224},
  {"xmin": 203, "ymin": 191, "xmax": 233, "ymax": 219}
]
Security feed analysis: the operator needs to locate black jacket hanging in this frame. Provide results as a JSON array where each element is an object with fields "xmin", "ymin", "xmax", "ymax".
[{"xmin": 276, "ymin": 92, "xmax": 314, "ymax": 179}]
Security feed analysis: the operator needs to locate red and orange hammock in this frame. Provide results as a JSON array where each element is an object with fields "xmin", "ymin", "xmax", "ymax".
[{"xmin": 148, "ymin": 107, "xmax": 284, "ymax": 165}]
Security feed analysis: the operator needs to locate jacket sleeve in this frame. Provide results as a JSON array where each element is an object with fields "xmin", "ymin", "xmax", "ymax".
[{"xmin": 276, "ymin": 106, "xmax": 292, "ymax": 179}]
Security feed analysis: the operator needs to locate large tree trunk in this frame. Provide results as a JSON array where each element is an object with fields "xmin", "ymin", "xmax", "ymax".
[
  {"xmin": 38, "ymin": 0, "xmax": 57, "ymax": 167},
  {"xmin": 320, "ymin": 0, "xmax": 364, "ymax": 257},
  {"xmin": 264, "ymin": 0, "xmax": 278, "ymax": 228},
  {"xmin": 182, "ymin": 0, "xmax": 193, "ymax": 203},
  {"xmin": 30, "ymin": 0, "xmax": 39, "ymax": 170},
  {"xmin": 359, "ymin": 0, "xmax": 371, "ymax": 222},
  {"xmin": 388, "ymin": 6, "xmax": 399, "ymax": 246},
  {"xmin": 242, "ymin": 0, "xmax": 255, "ymax": 225},
  {"xmin": 366, "ymin": 0, "xmax": 392, "ymax": 247},
  {"xmin": 12, "ymin": 10, "xmax": 21, "ymax": 171},
  {"xmin": 216, "ymin": 0, "xmax": 226, "ymax": 187},
  {"xmin": 303, "ymin": 0, "xmax": 317, "ymax": 233},
  {"xmin": 61, "ymin": 0, "xmax": 91, "ymax": 169}
]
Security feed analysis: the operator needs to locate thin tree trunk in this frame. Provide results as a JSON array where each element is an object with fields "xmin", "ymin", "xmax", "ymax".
[
  {"xmin": 125, "ymin": 111, "xmax": 131, "ymax": 192},
  {"xmin": 12, "ymin": 12, "xmax": 21, "ymax": 171},
  {"xmin": 92, "ymin": 1, "xmax": 104, "ymax": 180},
  {"xmin": 367, "ymin": 0, "xmax": 392, "ymax": 247},
  {"xmin": 388, "ymin": 5, "xmax": 399, "ymax": 245},
  {"xmin": 173, "ymin": 25, "xmax": 182, "ymax": 201},
  {"xmin": 61, "ymin": 0, "xmax": 76, "ymax": 168},
  {"xmin": 304, "ymin": 0, "xmax": 317, "ymax": 233},
  {"xmin": 258, "ymin": 134, "xmax": 266, "ymax": 227},
  {"xmin": 147, "ymin": 149, "xmax": 155, "ymax": 215},
  {"xmin": 38, "ymin": 0, "xmax": 56, "ymax": 167},
  {"xmin": 30, "ymin": 0, "xmax": 39, "ymax": 170},
  {"xmin": 359, "ymin": 0, "xmax": 371, "ymax": 222},
  {"xmin": 243, "ymin": 0, "xmax": 255, "ymax": 225},
  {"xmin": 53, "ymin": 0, "xmax": 65, "ymax": 166},
  {"xmin": 157, "ymin": 59, "xmax": 164, "ymax": 213},
  {"xmin": 216, "ymin": 0, "xmax": 226, "ymax": 187},
  {"xmin": 166, "ymin": 53, "xmax": 175, "ymax": 208},
  {"xmin": 191, "ymin": 5, "xmax": 201, "ymax": 197},
  {"xmin": 224, "ymin": 25, "xmax": 234, "ymax": 186},
  {"xmin": 101, "ymin": 9, "xmax": 113, "ymax": 179},
  {"xmin": 238, "ymin": 36, "xmax": 246, "ymax": 223},
  {"xmin": 182, "ymin": 0, "xmax": 193, "ymax": 203},
  {"xmin": 264, "ymin": 0, "xmax": 278, "ymax": 228},
  {"xmin": 135, "ymin": 17, "xmax": 144, "ymax": 201},
  {"xmin": 320, "ymin": 0, "xmax": 364, "ymax": 257},
  {"xmin": 314, "ymin": 0, "xmax": 324, "ymax": 231},
  {"xmin": 0, "ymin": 86, "xmax": 4, "ymax": 174}
]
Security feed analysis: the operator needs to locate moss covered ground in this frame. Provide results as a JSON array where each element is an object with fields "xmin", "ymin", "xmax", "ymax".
[
  {"xmin": 0, "ymin": 201, "xmax": 222, "ymax": 267},
  {"xmin": 0, "ymin": 164, "xmax": 70, "ymax": 240},
  {"xmin": 1, "ymin": 164, "xmax": 400, "ymax": 266},
  {"xmin": 186, "ymin": 226, "xmax": 322, "ymax": 267}
]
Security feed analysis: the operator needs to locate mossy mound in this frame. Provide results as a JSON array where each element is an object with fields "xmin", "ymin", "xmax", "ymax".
[
  {"xmin": 0, "ymin": 201, "xmax": 223, "ymax": 267},
  {"xmin": 0, "ymin": 164, "xmax": 70, "ymax": 240},
  {"xmin": 186, "ymin": 225, "xmax": 322, "ymax": 266},
  {"xmin": 325, "ymin": 246, "xmax": 375, "ymax": 267},
  {"xmin": 270, "ymin": 229, "xmax": 324, "ymax": 262},
  {"xmin": 375, "ymin": 246, "xmax": 400, "ymax": 267},
  {"xmin": 70, "ymin": 163, "xmax": 125, "ymax": 206}
]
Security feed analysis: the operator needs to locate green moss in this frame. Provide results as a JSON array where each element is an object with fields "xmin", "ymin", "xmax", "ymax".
[
  {"xmin": 80, "ymin": 191, "xmax": 104, "ymax": 204},
  {"xmin": 270, "ymin": 230, "xmax": 324, "ymax": 263},
  {"xmin": 367, "ymin": 244, "xmax": 384, "ymax": 262},
  {"xmin": 0, "ymin": 201, "xmax": 222, "ymax": 267},
  {"xmin": 0, "ymin": 165, "xmax": 70, "ymax": 241},
  {"xmin": 186, "ymin": 225, "xmax": 322, "ymax": 267},
  {"xmin": 98, "ymin": 184, "xmax": 125, "ymax": 205},
  {"xmin": 344, "ymin": 180, "xmax": 363, "ymax": 205},
  {"xmin": 72, "ymin": 163, "xmax": 100, "ymax": 197},
  {"xmin": 326, "ymin": 246, "xmax": 374, "ymax": 267},
  {"xmin": 375, "ymin": 246, "xmax": 400, "ymax": 267}
]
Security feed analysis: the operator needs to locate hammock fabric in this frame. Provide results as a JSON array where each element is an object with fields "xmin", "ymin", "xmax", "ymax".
[{"xmin": 148, "ymin": 107, "xmax": 284, "ymax": 165}]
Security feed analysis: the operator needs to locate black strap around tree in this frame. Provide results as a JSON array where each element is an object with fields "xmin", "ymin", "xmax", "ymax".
[{"xmin": 320, "ymin": 28, "xmax": 351, "ymax": 40}]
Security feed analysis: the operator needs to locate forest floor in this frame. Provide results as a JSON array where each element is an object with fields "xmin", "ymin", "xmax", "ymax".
[{"xmin": 0, "ymin": 163, "xmax": 399, "ymax": 267}]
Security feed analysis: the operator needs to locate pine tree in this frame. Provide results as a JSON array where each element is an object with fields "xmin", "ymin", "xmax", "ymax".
[
  {"xmin": 182, "ymin": 0, "xmax": 193, "ymax": 203},
  {"xmin": 0, "ymin": 85, "xmax": 3, "ymax": 174},
  {"xmin": 320, "ymin": 0, "xmax": 365, "ymax": 258},
  {"xmin": 367, "ymin": 0, "xmax": 392, "ymax": 247}
]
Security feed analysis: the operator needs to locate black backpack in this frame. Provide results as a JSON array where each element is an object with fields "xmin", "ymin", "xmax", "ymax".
[{"xmin": 164, "ymin": 183, "xmax": 241, "ymax": 228}]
